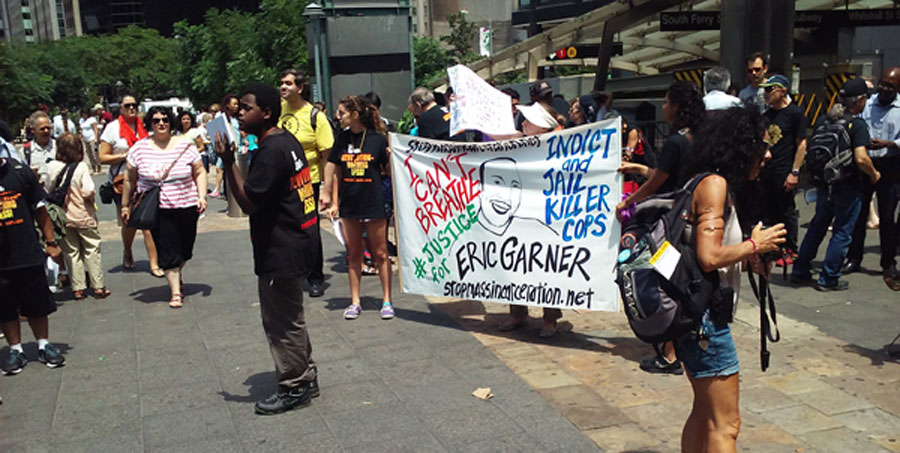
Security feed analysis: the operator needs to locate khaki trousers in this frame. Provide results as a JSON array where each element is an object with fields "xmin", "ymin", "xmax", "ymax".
[
  {"xmin": 258, "ymin": 275, "xmax": 317, "ymax": 390},
  {"xmin": 62, "ymin": 225, "xmax": 104, "ymax": 291}
]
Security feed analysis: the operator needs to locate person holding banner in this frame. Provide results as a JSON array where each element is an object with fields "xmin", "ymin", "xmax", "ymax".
[
  {"xmin": 320, "ymin": 96, "xmax": 394, "ymax": 321},
  {"xmin": 497, "ymin": 101, "xmax": 566, "ymax": 338}
]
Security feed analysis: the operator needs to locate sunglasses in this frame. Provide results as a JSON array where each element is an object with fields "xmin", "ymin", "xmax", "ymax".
[
  {"xmin": 123, "ymin": 103, "xmax": 138, "ymax": 109},
  {"xmin": 151, "ymin": 117, "xmax": 170, "ymax": 124},
  {"xmin": 763, "ymin": 85, "xmax": 781, "ymax": 92},
  {"xmin": 747, "ymin": 67, "xmax": 764, "ymax": 73}
]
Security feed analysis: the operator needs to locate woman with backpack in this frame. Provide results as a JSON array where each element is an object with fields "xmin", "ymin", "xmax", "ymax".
[
  {"xmin": 617, "ymin": 81, "xmax": 707, "ymax": 374},
  {"xmin": 679, "ymin": 107, "xmax": 785, "ymax": 451},
  {"xmin": 47, "ymin": 134, "xmax": 110, "ymax": 300}
]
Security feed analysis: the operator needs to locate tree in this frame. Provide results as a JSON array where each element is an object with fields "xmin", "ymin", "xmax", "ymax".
[
  {"xmin": 440, "ymin": 12, "xmax": 481, "ymax": 65},
  {"xmin": 413, "ymin": 36, "xmax": 452, "ymax": 87}
]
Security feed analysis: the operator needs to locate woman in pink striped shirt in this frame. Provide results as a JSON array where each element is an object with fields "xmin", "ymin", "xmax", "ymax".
[{"xmin": 121, "ymin": 107, "xmax": 208, "ymax": 308}]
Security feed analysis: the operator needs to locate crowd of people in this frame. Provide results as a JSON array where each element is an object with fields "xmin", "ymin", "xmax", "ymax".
[{"xmin": 1, "ymin": 53, "xmax": 898, "ymax": 452}]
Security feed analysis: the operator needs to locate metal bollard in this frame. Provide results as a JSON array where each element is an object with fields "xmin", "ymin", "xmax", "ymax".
[{"xmin": 227, "ymin": 152, "xmax": 249, "ymax": 218}]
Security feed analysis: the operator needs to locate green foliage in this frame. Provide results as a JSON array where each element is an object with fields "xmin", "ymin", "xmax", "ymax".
[
  {"xmin": 413, "ymin": 36, "xmax": 452, "ymax": 87},
  {"xmin": 0, "ymin": 0, "xmax": 311, "ymax": 130},
  {"xmin": 440, "ymin": 12, "xmax": 481, "ymax": 65},
  {"xmin": 397, "ymin": 109, "xmax": 416, "ymax": 134}
]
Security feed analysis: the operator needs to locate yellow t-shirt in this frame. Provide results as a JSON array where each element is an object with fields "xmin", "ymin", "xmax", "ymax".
[{"xmin": 278, "ymin": 101, "xmax": 334, "ymax": 184}]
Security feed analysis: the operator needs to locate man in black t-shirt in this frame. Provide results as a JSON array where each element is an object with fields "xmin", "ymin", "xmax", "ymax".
[
  {"xmin": 760, "ymin": 74, "xmax": 808, "ymax": 264},
  {"xmin": 407, "ymin": 87, "xmax": 450, "ymax": 140},
  {"xmin": 791, "ymin": 78, "xmax": 881, "ymax": 291},
  {"xmin": 0, "ymin": 156, "xmax": 66, "ymax": 375},
  {"xmin": 216, "ymin": 83, "xmax": 320, "ymax": 415}
]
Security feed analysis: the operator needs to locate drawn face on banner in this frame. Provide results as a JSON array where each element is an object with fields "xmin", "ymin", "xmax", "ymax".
[{"xmin": 478, "ymin": 157, "xmax": 522, "ymax": 230}]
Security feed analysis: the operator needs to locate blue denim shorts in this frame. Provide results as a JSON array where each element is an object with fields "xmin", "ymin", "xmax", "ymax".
[{"xmin": 675, "ymin": 311, "xmax": 740, "ymax": 379}]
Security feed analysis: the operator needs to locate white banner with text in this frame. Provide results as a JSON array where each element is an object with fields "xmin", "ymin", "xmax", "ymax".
[{"xmin": 391, "ymin": 119, "xmax": 623, "ymax": 312}]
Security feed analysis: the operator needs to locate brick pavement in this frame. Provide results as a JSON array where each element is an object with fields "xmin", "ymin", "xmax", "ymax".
[{"xmin": 1, "ymin": 189, "xmax": 898, "ymax": 452}]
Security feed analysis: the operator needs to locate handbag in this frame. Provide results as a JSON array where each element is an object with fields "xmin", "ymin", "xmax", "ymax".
[
  {"xmin": 99, "ymin": 181, "xmax": 114, "ymax": 204},
  {"xmin": 127, "ymin": 142, "xmax": 192, "ymax": 230}
]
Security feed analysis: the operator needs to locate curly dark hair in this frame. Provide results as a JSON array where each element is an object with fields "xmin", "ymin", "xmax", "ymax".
[
  {"xmin": 143, "ymin": 106, "xmax": 176, "ymax": 133},
  {"xmin": 666, "ymin": 81, "xmax": 705, "ymax": 131},
  {"xmin": 689, "ymin": 106, "xmax": 769, "ymax": 197}
]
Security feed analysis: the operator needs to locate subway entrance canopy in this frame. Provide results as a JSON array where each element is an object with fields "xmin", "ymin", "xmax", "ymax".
[{"xmin": 436, "ymin": 0, "xmax": 900, "ymax": 87}]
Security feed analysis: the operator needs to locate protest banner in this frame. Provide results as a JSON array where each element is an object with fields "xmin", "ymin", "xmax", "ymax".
[
  {"xmin": 447, "ymin": 64, "xmax": 517, "ymax": 137},
  {"xmin": 391, "ymin": 119, "xmax": 623, "ymax": 312}
]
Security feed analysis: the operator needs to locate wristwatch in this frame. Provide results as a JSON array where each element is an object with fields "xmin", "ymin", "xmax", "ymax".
[
  {"xmin": 46, "ymin": 240, "xmax": 59, "ymax": 247},
  {"xmin": 790, "ymin": 168, "xmax": 800, "ymax": 176}
]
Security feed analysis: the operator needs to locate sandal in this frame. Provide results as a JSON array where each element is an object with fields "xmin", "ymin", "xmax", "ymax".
[
  {"xmin": 123, "ymin": 253, "xmax": 135, "ymax": 270},
  {"xmin": 150, "ymin": 267, "xmax": 165, "ymax": 278},
  {"xmin": 73, "ymin": 290, "xmax": 87, "ymax": 300},
  {"xmin": 361, "ymin": 264, "xmax": 378, "ymax": 276},
  {"xmin": 92, "ymin": 288, "xmax": 111, "ymax": 299},
  {"xmin": 168, "ymin": 293, "xmax": 183, "ymax": 309}
]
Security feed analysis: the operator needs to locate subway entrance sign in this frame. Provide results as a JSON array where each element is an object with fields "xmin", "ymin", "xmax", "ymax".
[
  {"xmin": 547, "ymin": 43, "xmax": 623, "ymax": 60},
  {"xmin": 660, "ymin": 9, "xmax": 900, "ymax": 31}
]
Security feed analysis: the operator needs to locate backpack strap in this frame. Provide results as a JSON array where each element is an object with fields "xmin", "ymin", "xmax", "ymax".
[
  {"xmin": 747, "ymin": 269, "xmax": 780, "ymax": 372},
  {"xmin": 310, "ymin": 106, "xmax": 319, "ymax": 132}
]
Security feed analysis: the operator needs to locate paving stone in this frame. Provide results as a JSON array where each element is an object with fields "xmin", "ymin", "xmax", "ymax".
[
  {"xmin": 50, "ymin": 403, "xmax": 141, "ymax": 444},
  {"xmin": 49, "ymin": 431, "xmax": 143, "ymax": 453},
  {"xmin": 313, "ymin": 378, "xmax": 399, "ymax": 415},
  {"xmin": 801, "ymin": 427, "xmax": 891, "ymax": 453},
  {"xmin": 519, "ymin": 368, "xmax": 582, "ymax": 390},
  {"xmin": 140, "ymin": 379, "xmax": 225, "ymax": 417},
  {"xmin": 241, "ymin": 430, "xmax": 343, "ymax": 453},
  {"xmin": 141, "ymin": 404, "xmax": 235, "ymax": 450},
  {"xmin": 139, "ymin": 360, "xmax": 220, "ymax": 390},
  {"xmin": 871, "ymin": 435, "xmax": 900, "ymax": 452},
  {"xmin": 540, "ymin": 385, "xmax": 627, "ymax": 430},
  {"xmin": 148, "ymin": 435, "xmax": 243, "ymax": 453},
  {"xmin": 793, "ymin": 387, "xmax": 874, "ymax": 415},
  {"xmin": 833, "ymin": 408, "xmax": 900, "ymax": 437},
  {"xmin": 314, "ymin": 356, "xmax": 375, "ymax": 386},
  {"xmin": 324, "ymin": 402, "xmax": 429, "ymax": 449},
  {"xmin": 394, "ymin": 377, "xmax": 487, "ymax": 415},
  {"xmin": 584, "ymin": 424, "xmax": 660, "ymax": 452},
  {"xmin": 758, "ymin": 405, "xmax": 843, "ymax": 435},
  {"xmin": 424, "ymin": 403, "xmax": 524, "ymax": 449},
  {"xmin": 759, "ymin": 370, "xmax": 837, "ymax": 395},
  {"xmin": 369, "ymin": 357, "xmax": 459, "ymax": 388},
  {"xmin": 737, "ymin": 412, "xmax": 805, "ymax": 452},
  {"xmin": 460, "ymin": 431, "xmax": 546, "ymax": 453},
  {"xmin": 620, "ymin": 401, "xmax": 688, "ymax": 442},
  {"xmin": 740, "ymin": 384, "xmax": 799, "ymax": 414}
]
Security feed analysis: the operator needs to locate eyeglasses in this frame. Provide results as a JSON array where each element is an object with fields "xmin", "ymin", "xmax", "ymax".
[
  {"xmin": 123, "ymin": 103, "xmax": 138, "ymax": 109},
  {"xmin": 151, "ymin": 117, "xmax": 170, "ymax": 124},
  {"xmin": 747, "ymin": 67, "xmax": 764, "ymax": 74},
  {"xmin": 763, "ymin": 85, "xmax": 779, "ymax": 93}
]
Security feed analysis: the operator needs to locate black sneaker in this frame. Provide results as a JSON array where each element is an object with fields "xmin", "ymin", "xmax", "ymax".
[
  {"xmin": 308, "ymin": 282, "xmax": 325, "ymax": 298},
  {"xmin": 639, "ymin": 355, "xmax": 684, "ymax": 375},
  {"xmin": 38, "ymin": 344, "xmax": 66, "ymax": 368},
  {"xmin": 815, "ymin": 280, "xmax": 850, "ymax": 292},
  {"xmin": 841, "ymin": 261, "xmax": 861, "ymax": 275},
  {"xmin": 255, "ymin": 385, "xmax": 312, "ymax": 415},
  {"xmin": 308, "ymin": 378, "xmax": 320, "ymax": 398},
  {"xmin": 3, "ymin": 349, "xmax": 27, "ymax": 375}
]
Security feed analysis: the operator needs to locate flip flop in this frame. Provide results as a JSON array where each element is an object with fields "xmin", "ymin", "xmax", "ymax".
[
  {"xmin": 168, "ymin": 294, "xmax": 183, "ymax": 309},
  {"xmin": 73, "ymin": 290, "xmax": 87, "ymax": 300},
  {"xmin": 92, "ymin": 288, "xmax": 111, "ymax": 299},
  {"xmin": 150, "ymin": 268, "xmax": 165, "ymax": 278}
]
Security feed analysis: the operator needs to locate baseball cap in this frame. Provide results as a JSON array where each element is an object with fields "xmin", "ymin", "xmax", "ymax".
[
  {"xmin": 760, "ymin": 74, "xmax": 790, "ymax": 91},
  {"xmin": 839, "ymin": 77, "xmax": 867, "ymax": 97},
  {"xmin": 517, "ymin": 102, "xmax": 558, "ymax": 130},
  {"xmin": 530, "ymin": 80, "xmax": 553, "ymax": 98},
  {"xmin": 92, "ymin": 103, "xmax": 104, "ymax": 111}
]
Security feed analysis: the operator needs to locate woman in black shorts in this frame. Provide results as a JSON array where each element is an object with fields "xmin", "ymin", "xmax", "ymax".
[{"xmin": 320, "ymin": 96, "xmax": 393, "ymax": 320}]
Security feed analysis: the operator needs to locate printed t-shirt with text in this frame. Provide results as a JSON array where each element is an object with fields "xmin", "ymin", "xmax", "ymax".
[
  {"xmin": 244, "ymin": 131, "xmax": 320, "ymax": 277},
  {"xmin": 278, "ymin": 101, "xmax": 334, "ymax": 185},
  {"xmin": 328, "ymin": 128, "xmax": 389, "ymax": 219},
  {"xmin": 0, "ymin": 160, "xmax": 48, "ymax": 271},
  {"xmin": 126, "ymin": 138, "xmax": 201, "ymax": 209}
]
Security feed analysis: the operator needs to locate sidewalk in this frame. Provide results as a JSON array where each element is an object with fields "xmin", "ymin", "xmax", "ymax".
[
  {"xmin": 1, "ymin": 195, "xmax": 898, "ymax": 452},
  {"xmin": 0, "ymin": 200, "xmax": 599, "ymax": 452}
]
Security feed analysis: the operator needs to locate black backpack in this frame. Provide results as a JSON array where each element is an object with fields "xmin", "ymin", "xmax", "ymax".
[
  {"xmin": 806, "ymin": 116, "xmax": 855, "ymax": 186},
  {"xmin": 46, "ymin": 163, "xmax": 77, "ymax": 206},
  {"xmin": 615, "ymin": 173, "xmax": 732, "ymax": 344}
]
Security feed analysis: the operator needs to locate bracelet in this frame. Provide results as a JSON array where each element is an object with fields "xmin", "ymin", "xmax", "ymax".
[{"xmin": 747, "ymin": 238, "xmax": 758, "ymax": 253}]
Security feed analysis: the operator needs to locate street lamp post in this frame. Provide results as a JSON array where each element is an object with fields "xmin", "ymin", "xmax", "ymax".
[{"xmin": 303, "ymin": 3, "xmax": 326, "ymax": 104}]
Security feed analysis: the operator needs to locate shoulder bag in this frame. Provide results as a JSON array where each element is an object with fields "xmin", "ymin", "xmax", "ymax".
[{"xmin": 127, "ymin": 142, "xmax": 192, "ymax": 230}]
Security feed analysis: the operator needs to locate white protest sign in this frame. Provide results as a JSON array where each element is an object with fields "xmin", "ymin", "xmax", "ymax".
[
  {"xmin": 391, "ymin": 119, "xmax": 623, "ymax": 312},
  {"xmin": 447, "ymin": 64, "xmax": 517, "ymax": 137}
]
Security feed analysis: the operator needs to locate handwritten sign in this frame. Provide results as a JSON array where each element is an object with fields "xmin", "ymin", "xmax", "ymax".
[
  {"xmin": 447, "ymin": 64, "xmax": 517, "ymax": 137},
  {"xmin": 391, "ymin": 119, "xmax": 623, "ymax": 312}
]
